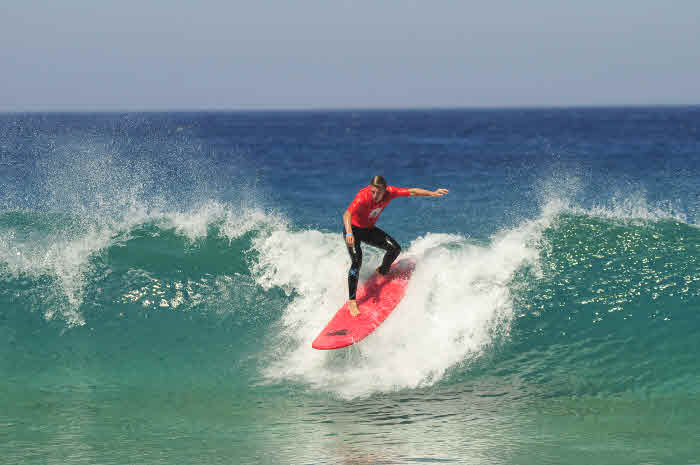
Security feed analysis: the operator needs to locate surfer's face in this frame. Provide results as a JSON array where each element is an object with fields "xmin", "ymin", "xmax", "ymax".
[{"xmin": 370, "ymin": 185, "xmax": 386, "ymax": 202}]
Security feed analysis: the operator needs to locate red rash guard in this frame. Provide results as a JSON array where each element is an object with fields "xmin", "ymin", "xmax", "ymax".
[{"xmin": 347, "ymin": 185, "xmax": 411, "ymax": 228}]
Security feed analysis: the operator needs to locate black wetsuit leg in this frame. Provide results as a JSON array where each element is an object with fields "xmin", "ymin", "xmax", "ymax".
[
  {"xmin": 344, "ymin": 226, "xmax": 401, "ymax": 300},
  {"xmin": 345, "ymin": 226, "xmax": 363, "ymax": 300},
  {"xmin": 363, "ymin": 226, "xmax": 401, "ymax": 275}
]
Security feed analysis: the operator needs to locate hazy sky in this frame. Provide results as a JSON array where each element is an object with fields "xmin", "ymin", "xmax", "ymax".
[{"xmin": 2, "ymin": 0, "xmax": 699, "ymax": 110}]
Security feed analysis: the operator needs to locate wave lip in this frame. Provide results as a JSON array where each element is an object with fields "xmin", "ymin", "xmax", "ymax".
[{"xmin": 0, "ymin": 201, "xmax": 286, "ymax": 326}]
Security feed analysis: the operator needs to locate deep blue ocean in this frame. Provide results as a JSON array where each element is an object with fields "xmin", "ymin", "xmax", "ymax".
[{"xmin": 1, "ymin": 108, "xmax": 699, "ymax": 464}]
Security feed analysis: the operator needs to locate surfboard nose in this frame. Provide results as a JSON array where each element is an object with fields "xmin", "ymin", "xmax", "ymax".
[{"xmin": 312, "ymin": 329, "xmax": 355, "ymax": 350}]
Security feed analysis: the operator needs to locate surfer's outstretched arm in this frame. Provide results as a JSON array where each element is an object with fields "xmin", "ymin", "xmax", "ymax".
[{"xmin": 408, "ymin": 188, "xmax": 449, "ymax": 197}]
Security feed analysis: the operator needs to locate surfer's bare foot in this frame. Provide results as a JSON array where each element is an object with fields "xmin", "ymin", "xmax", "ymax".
[{"xmin": 348, "ymin": 300, "xmax": 360, "ymax": 316}]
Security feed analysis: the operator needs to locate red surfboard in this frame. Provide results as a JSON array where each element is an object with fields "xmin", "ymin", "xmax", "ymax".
[{"xmin": 312, "ymin": 259, "xmax": 415, "ymax": 350}]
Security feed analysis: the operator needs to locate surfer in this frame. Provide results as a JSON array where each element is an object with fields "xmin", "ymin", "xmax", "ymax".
[{"xmin": 343, "ymin": 176, "xmax": 449, "ymax": 316}]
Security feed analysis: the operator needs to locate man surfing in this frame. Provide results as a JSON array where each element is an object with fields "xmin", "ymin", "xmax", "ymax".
[{"xmin": 343, "ymin": 176, "xmax": 449, "ymax": 316}]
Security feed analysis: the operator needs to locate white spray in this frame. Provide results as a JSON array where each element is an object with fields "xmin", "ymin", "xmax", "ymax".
[{"xmin": 255, "ymin": 209, "xmax": 554, "ymax": 399}]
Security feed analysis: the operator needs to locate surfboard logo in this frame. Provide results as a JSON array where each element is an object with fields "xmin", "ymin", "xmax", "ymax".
[{"xmin": 326, "ymin": 329, "xmax": 349, "ymax": 336}]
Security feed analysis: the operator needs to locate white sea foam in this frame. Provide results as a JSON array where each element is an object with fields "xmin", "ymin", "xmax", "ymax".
[
  {"xmin": 0, "ymin": 218, "xmax": 125, "ymax": 326},
  {"xmin": 0, "ymin": 131, "xmax": 284, "ymax": 324},
  {"xmin": 161, "ymin": 200, "xmax": 287, "ymax": 242},
  {"xmin": 0, "ymin": 200, "xmax": 282, "ymax": 326},
  {"xmin": 257, "ymin": 209, "xmax": 554, "ymax": 399},
  {"xmin": 583, "ymin": 193, "xmax": 692, "ymax": 225},
  {"xmin": 536, "ymin": 175, "xmax": 695, "ymax": 225}
]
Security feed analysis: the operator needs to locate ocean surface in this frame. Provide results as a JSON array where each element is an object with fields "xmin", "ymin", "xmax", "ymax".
[{"xmin": 1, "ymin": 107, "xmax": 699, "ymax": 464}]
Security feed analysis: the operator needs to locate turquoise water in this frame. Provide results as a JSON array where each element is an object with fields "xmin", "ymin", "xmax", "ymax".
[{"xmin": 1, "ymin": 109, "xmax": 699, "ymax": 464}]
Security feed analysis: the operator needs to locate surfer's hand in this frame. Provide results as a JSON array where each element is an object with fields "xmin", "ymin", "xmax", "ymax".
[
  {"xmin": 346, "ymin": 234, "xmax": 354, "ymax": 247},
  {"xmin": 433, "ymin": 188, "xmax": 449, "ymax": 197}
]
